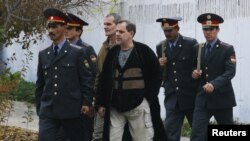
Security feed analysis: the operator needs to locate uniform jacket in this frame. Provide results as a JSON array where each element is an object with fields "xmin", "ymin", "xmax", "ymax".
[
  {"xmin": 76, "ymin": 39, "xmax": 97, "ymax": 76},
  {"xmin": 195, "ymin": 39, "xmax": 236, "ymax": 109},
  {"xmin": 97, "ymin": 41, "xmax": 167, "ymax": 141},
  {"xmin": 35, "ymin": 41, "xmax": 94, "ymax": 119},
  {"xmin": 156, "ymin": 35, "xmax": 198, "ymax": 110}
]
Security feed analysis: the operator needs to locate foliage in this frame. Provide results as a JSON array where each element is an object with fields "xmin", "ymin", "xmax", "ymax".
[
  {"xmin": 11, "ymin": 78, "xmax": 35, "ymax": 103},
  {"xmin": 0, "ymin": 69, "xmax": 21, "ymax": 120},
  {"xmin": 181, "ymin": 117, "xmax": 192, "ymax": 137},
  {"xmin": 0, "ymin": 68, "xmax": 21, "ymax": 94},
  {"xmin": 0, "ymin": 125, "xmax": 37, "ymax": 141},
  {"xmin": 0, "ymin": 69, "xmax": 36, "ymax": 140},
  {"xmin": 0, "ymin": 100, "xmax": 13, "ymax": 126},
  {"xmin": 0, "ymin": 0, "xmax": 118, "ymax": 48}
]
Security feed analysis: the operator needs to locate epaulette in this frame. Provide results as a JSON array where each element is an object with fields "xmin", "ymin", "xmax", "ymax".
[
  {"xmin": 70, "ymin": 43, "xmax": 82, "ymax": 49},
  {"xmin": 220, "ymin": 41, "xmax": 232, "ymax": 48},
  {"xmin": 183, "ymin": 36, "xmax": 196, "ymax": 42},
  {"xmin": 81, "ymin": 42, "xmax": 91, "ymax": 48}
]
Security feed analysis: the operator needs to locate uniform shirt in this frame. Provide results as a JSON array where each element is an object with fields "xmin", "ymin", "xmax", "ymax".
[{"xmin": 53, "ymin": 39, "xmax": 66, "ymax": 54}]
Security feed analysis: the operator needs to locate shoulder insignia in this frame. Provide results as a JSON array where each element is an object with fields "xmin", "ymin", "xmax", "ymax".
[
  {"xmin": 83, "ymin": 60, "xmax": 90, "ymax": 68},
  {"xmin": 90, "ymin": 55, "xmax": 97, "ymax": 62},
  {"xmin": 230, "ymin": 55, "xmax": 236, "ymax": 64}
]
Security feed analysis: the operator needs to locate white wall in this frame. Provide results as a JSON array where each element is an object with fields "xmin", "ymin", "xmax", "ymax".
[{"xmin": 3, "ymin": 0, "xmax": 250, "ymax": 123}]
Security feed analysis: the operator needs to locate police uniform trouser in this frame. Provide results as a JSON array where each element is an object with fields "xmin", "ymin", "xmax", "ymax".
[
  {"xmin": 39, "ymin": 117, "xmax": 86, "ymax": 141},
  {"xmin": 164, "ymin": 107, "xmax": 193, "ymax": 141},
  {"xmin": 190, "ymin": 107, "xmax": 233, "ymax": 141}
]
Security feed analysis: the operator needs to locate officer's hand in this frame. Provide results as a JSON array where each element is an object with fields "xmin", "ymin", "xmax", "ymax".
[
  {"xmin": 159, "ymin": 57, "xmax": 167, "ymax": 66},
  {"xmin": 98, "ymin": 107, "xmax": 106, "ymax": 118},
  {"xmin": 192, "ymin": 69, "xmax": 202, "ymax": 79},
  {"xmin": 203, "ymin": 83, "xmax": 214, "ymax": 93},
  {"xmin": 81, "ymin": 106, "xmax": 90, "ymax": 115},
  {"xmin": 86, "ymin": 106, "xmax": 95, "ymax": 118}
]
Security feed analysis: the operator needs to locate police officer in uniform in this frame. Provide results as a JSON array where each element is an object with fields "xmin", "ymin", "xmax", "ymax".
[
  {"xmin": 191, "ymin": 13, "xmax": 237, "ymax": 141},
  {"xmin": 65, "ymin": 12, "xmax": 97, "ymax": 76},
  {"xmin": 35, "ymin": 8, "xmax": 94, "ymax": 141},
  {"xmin": 63, "ymin": 12, "xmax": 96, "ymax": 141},
  {"xmin": 156, "ymin": 17, "xmax": 198, "ymax": 141}
]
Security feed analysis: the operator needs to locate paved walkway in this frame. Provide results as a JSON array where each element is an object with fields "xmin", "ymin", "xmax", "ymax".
[
  {"xmin": 3, "ymin": 101, "xmax": 190, "ymax": 141},
  {"xmin": 2, "ymin": 101, "xmax": 39, "ymax": 131}
]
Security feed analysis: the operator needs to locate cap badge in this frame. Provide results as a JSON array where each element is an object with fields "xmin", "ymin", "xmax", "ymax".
[
  {"xmin": 163, "ymin": 19, "xmax": 166, "ymax": 22},
  {"xmin": 207, "ymin": 15, "xmax": 211, "ymax": 19},
  {"xmin": 163, "ymin": 23, "xmax": 169, "ymax": 27},
  {"xmin": 206, "ymin": 20, "xmax": 212, "ymax": 25}
]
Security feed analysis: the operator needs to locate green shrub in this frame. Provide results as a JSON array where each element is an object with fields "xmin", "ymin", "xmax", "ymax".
[
  {"xmin": 181, "ymin": 117, "xmax": 192, "ymax": 137},
  {"xmin": 11, "ymin": 79, "xmax": 35, "ymax": 103},
  {"xmin": 0, "ymin": 69, "xmax": 21, "ymax": 125}
]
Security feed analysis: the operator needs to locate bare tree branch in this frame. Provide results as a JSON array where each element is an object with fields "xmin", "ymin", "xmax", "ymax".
[{"xmin": 0, "ymin": 0, "xmax": 117, "ymax": 48}]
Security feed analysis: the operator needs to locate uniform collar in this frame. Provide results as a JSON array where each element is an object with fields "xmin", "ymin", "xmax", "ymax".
[
  {"xmin": 168, "ymin": 34, "xmax": 180, "ymax": 47},
  {"xmin": 54, "ymin": 38, "xmax": 66, "ymax": 51},
  {"xmin": 206, "ymin": 38, "xmax": 218, "ymax": 48}
]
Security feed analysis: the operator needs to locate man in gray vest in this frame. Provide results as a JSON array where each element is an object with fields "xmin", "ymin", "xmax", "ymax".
[
  {"xmin": 96, "ymin": 20, "xmax": 166, "ymax": 141},
  {"xmin": 93, "ymin": 13, "xmax": 132, "ymax": 141}
]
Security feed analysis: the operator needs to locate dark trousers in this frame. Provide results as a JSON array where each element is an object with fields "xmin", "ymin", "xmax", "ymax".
[
  {"xmin": 39, "ymin": 117, "xmax": 90, "ymax": 141},
  {"xmin": 190, "ymin": 107, "xmax": 233, "ymax": 141},
  {"xmin": 164, "ymin": 108, "xmax": 193, "ymax": 141},
  {"xmin": 56, "ymin": 127, "xmax": 68, "ymax": 141},
  {"xmin": 56, "ymin": 116, "xmax": 94, "ymax": 141}
]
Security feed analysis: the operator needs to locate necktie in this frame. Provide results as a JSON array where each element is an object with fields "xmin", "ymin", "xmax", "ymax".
[
  {"xmin": 205, "ymin": 44, "xmax": 211, "ymax": 59},
  {"xmin": 54, "ymin": 45, "xmax": 59, "ymax": 56},
  {"xmin": 169, "ymin": 42, "xmax": 175, "ymax": 53}
]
